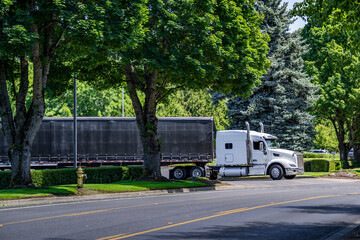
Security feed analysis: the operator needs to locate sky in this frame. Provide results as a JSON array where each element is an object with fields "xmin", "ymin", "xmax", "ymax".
[{"xmin": 283, "ymin": 0, "xmax": 306, "ymax": 32}]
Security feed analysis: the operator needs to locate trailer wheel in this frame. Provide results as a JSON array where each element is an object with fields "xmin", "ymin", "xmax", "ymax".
[
  {"xmin": 190, "ymin": 166, "xmax": 205, "ymax": 178},
  {"xmin": 269, "ymin": 164, "xmax": 284, "ymax": 180},
  {"xmin": 173, "ymin": 167, "xmax": 187, "ymax": 180},
  {"xmin": 284, "ymin": 175, "xmax": 296, "ymax": 179}
]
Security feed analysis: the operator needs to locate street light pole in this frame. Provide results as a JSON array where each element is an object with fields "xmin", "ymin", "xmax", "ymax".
[
  {"xmin": 122, "ymin": 87, "xmax": 124, "ymax": 117},
  {"xmin": 73, "ymin": 73, "xmax": 77, "ymax": 168}
]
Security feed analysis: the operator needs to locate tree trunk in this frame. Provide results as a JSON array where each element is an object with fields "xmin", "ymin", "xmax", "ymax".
[
  {"xmin": 9, "ymin": 148, "xmax": 32, "ymax": 187},
  {"xmin": 331, "ymin": 117, "xmax": 349, "ymax": 167},
  {"xmin": 124, "ymin": 64, "xmax": 162, "ymax": 178},
  {"xmin": 354, "ymin": 144, "xmax": 360, "ymax": 165}
]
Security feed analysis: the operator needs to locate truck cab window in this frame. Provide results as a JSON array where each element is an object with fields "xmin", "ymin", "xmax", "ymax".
[
  {"xmin": 225, "ymin": 143, "xmax": 233, "ymax": 149},
  {"xmin": 253, "ymin": 141, "xmax": 265, "ymax": 150}
]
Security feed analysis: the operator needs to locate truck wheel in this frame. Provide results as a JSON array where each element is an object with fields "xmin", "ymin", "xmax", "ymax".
[
  {"xmin": 190, "ymin": 166, "xmax": 205, "ymax": 178},
  {"xmin": 269, "ymin": 164, "xmax": 284, "ymax": 180},
  {"xmin": 173, "ymin": 167, "xmax": 187, "ymax": 180},
  {"xmin": 284, "ymin": 175, "xmax": 296, "ymax": 179}
]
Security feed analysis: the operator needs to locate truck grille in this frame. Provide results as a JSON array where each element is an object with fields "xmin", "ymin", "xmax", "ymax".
[{"xmin": 297, "ymin": 154, "xmax": 304, "ymax": 168}]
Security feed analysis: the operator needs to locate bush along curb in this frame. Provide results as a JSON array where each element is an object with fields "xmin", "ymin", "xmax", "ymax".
[
  {"xmin": 304, "ymin": 159, "xmax": 342, "ymax": 172},
  {"xmin": 0, "ymin": 166, "xmax": 143, "ymax": 189}
]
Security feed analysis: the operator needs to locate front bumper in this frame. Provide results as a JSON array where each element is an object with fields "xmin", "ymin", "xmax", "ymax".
[{"xmin": 285, "ymin": 167, "xmax": 304, "ymax": 176}]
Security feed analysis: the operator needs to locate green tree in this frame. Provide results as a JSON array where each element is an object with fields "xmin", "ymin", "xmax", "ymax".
[
  {"xmin": 157, "ymin": 89, "xmax": 229, "ymax": 130},
  {"xmin": 227, "ymin": 0, "xmax": 316, "ymax": 151},
  {"xmin": 46, "ymin": 83, "xmax": 229, "ymax": 129},
  {"xmin": 83, "ymin": 0, "xmax": 270, "ymax": 178},
  {"xmin": 0, "ymin": 0, "xmax": 146, "ymax": 187},
  {"xmin": 314, "ymin": 121, "xmax": 338, "ymax": 152},
  {"xmin": 306, "ymin": 40, "xmax": 360, "ymax": 164},
  {"xmin": 46, "ymin": 82, "xmax": 135, "ymax": 117},
  {"xmin": 295, "ymin": 1, "xmax": 360, "ymax": 164}
]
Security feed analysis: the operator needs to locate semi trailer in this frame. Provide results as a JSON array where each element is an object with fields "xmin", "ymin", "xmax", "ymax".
[
  {"xmin": 0, "ymin": 117, "xmax": 214, "ymax": 171},
  {"xmin": 0, "ymin": 117, "xmax": 304, "ymax": 180}
]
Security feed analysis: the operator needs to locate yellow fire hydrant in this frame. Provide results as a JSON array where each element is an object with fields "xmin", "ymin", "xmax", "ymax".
[{"xmin": 77, "ymin": 167, "xmax": 86, "ymax": 188}]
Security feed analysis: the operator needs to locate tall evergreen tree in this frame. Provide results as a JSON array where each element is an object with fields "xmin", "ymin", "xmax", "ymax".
[{"xmin": 227, "ymin": 0, "xmax": 316, "ymax": 151}]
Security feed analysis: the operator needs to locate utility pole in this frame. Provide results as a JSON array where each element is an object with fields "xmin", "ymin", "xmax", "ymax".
[{"xmin": 73, "ymin": 73, "xmax": 77, "ymax": 168}]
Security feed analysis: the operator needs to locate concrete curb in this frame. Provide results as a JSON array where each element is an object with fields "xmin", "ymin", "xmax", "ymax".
[{"xmin": 0, "ymin": 185, "xmax": 242, "ymax": 207}]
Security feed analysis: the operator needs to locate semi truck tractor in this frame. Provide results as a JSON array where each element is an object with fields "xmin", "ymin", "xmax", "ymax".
[
  {"xmin": 0, "ymin": 117, "xmax": 304, "ymax": 180},
  {"xmin": 210, "ymin": 122, "xmax": 304, "ymax": 180}
]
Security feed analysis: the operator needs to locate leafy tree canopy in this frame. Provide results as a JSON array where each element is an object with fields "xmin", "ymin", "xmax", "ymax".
[{"xmin": 295, "ymin": 0, "xmax": 360, "ymax": 162}]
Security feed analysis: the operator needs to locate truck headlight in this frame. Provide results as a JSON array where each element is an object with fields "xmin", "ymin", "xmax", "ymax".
[{"xmin": 289, "ymin": 163, "xmax": 296, "ymax": 167}]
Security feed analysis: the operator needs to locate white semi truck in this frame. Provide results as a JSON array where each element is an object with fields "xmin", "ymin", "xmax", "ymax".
[
  {"xmin": 171, "ymin": 122, "xmax": 304, "ymax": 180},
  {"xmin": 1, "ymin": 117, "xmax": 304, "ymax": 180},
  {"xmin": 214, "ymin": 122, "xmax": 304, "ymax": 180}
]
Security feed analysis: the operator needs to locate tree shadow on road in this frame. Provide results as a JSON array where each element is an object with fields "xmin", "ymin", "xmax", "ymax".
[
  {"xmin": 144, "ymin": 221, "xmax": 351, "ymax": 240},
  {"xmin": 284, "ymin": 204, "xmax": 360, "ymax": 215}
]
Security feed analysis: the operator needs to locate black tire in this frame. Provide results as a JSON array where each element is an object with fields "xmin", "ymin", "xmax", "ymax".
[
  {"xmin": 173, "ymin": 167, "xmax": 187, "ymax": 180},
  {"xmin": 284, "ymin": 175, "xmax": 296, "ymax": 179},
  {"xmin": 190, "ymin": 166, "xmax": 205, "ymax": 178},
  {"xmin": 269, "ymin": 164, "xmax": 284, "ymax": 180}
]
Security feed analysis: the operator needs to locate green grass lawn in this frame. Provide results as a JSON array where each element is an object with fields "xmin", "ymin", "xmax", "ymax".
[
  {"xmin": 83, "ymin": 180, "xmax": 206, "ymax": 192},
  {"xmin": 0, "ymin": 186, "xmax": 77, "ymax": 199},
  {"xmin": 0, "ymin": 180, "xmax": 207, "ymax": 200}
]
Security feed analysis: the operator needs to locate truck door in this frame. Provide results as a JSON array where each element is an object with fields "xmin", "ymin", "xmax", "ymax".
[
  {"xmin": 224, "ymin": 143, "xmax": 234, "ymax": 163},
  {"xmin": 252, "ymin": 140, "xmax": 266, "ymax": 164}
]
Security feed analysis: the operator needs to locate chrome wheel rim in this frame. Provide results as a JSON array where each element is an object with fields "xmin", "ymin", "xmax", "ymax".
[
  {"xmin": 192, "ymin": 169, "xmax": 202, "ymax": 177},
  {"xmin": 174, "ymin": 169, "xmax": 184, "ymax": 179},
  {"xmin": 271, "ymin": 167, "xmax": 280, "ymax": 178}
]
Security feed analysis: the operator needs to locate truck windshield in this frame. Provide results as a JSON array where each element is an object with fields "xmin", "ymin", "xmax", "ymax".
[{"xmin": 265, "ymin": 139, "xmax": 280, "ymax": 149}]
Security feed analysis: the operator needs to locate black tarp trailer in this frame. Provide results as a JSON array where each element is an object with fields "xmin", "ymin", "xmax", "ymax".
[{"xmin": 0, "ymin": 117, "xmax": 215, "ymax": 178}]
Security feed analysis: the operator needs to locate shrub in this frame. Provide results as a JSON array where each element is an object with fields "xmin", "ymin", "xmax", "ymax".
[
  {"xmin": 32, "ymin": 168, "xmax": 77, "ymax": 187},
  {"xmin": 334, "ymin": 161, "xmax": 342, "ymax": 170},
  {"xmin": 302, "ymin": 152, "xmax": 333, "ymax": 159},
  {"xmin": 304, "ymin": 159, "xmax": 341, "ymax": 172},
  {"xmin": 0, "ymin": 166, "xmax": 144, "ymax": 189},
  {"xmin": 0, "ymin": 171, "xmax": 11, "ymax": 189}
]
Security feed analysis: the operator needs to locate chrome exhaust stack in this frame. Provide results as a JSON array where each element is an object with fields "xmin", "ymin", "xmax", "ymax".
[
  {"xmin": 259, "ymin": 122, "xmax": 264, "ymax": 133},
  {"xmin": 245, "ymin": 121, "xmax": 252, "ymax": 164}
]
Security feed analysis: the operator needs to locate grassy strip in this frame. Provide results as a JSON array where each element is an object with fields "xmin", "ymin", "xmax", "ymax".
[
  {"xmin": 0, "ymin": 186, "xmax": 77, "ymax": 199},
  {"xmin": 0, "ymin": 180, "xmax": 206, "ymax": 200}
]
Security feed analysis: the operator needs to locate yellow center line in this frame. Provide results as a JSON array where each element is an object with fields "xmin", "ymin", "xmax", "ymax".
[
  {"xmin": 97, "ymin": 233, "xmax": 127, "ymax": 240},
  {"xmin": 99, "ymin": 192, "xmax": 360, "ymax": 240},
  {"xmin": 0, "ymin": 196, "xmax": 227, "ymax": 227}
]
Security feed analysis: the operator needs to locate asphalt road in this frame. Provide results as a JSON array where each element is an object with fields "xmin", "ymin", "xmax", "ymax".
[{"xmin": 0, "ymin": 178, "xmax": 360, "ymax": 240}]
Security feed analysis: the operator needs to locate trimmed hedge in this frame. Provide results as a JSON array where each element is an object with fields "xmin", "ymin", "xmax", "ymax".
[
  {"xmin": 304, "ymin": 159, "xmax": 342, "ymax": 172},
  {"xmin": 0, "ymin": 166, "xmax": 143, "ymax": 189},
  {"xmin": 302, "ymin": 152, "xmax": 334, "ymax": 159},
  {"xmin": 0, "ymin": 171, "xmax": 12, "ymax": 189}
]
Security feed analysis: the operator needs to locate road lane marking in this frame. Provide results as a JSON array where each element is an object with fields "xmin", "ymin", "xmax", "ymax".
[
  {"xmin": 0, "ymin": 196, "xmax": 226, "ymax": 226},
  {"xmin": 98, "ymin": 192, "xmax": 360, "ymax": 240},
  {"xmin": 97, "ymin": 233, "xmax": 127, "ymax": 240}
]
